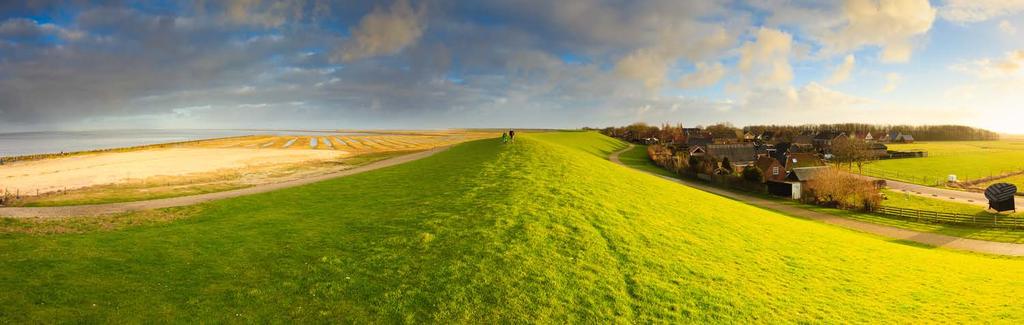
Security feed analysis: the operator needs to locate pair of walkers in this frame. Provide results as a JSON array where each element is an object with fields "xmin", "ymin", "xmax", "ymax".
[{"xmin": 501, "ymin": 129, "xmax": 516, "ymax": 144}]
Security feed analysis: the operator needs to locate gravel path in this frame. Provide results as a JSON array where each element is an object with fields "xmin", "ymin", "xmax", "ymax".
[
  {"xmin": 0, "ymin": 147, "xmax": 449, "ymax": 218},
  {"xmin": 609, "ymin": 144, "xmax": 1024, "ymax": 256}
]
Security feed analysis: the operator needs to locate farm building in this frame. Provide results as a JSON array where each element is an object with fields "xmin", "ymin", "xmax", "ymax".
[
  {"xmin": 867, "ymin": 142, "xmax": 888, "ymax": 158},
  {"xmin": 893, "ymin": 134, "xmax": 915, "ymax": 143}
]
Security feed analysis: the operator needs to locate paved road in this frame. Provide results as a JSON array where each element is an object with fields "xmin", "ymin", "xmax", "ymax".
[
  {"xmin": 609, "ymin": 144, "xmax": 1024, "ymax": 257},
  {"xmin": 878, "ymin": 178, "xmax": 1024, "ymax": 211},
  {"xmin": 0, "ymin": 146, "xmax": 450, "ymax": 219}
]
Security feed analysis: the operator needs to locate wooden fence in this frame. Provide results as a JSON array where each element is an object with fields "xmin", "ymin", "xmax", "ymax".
[{"xmin": 873, "ymin": 206, "xmax": 1023, "ymax": 228}]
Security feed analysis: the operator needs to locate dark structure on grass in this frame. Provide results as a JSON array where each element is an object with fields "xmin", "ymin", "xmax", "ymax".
[{"xmin": 985, "ymin": 183, "xmax": 1017, "ymax": 213}]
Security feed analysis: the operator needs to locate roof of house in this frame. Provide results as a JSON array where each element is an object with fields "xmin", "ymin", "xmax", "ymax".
[
  {"xmin": 786, "ymin": 166, "xmax": 830, "ymax": 182},
  {"xmin": 755, "ymin": 156, "xmax": 782, "ymax": 173},
  {"xmin": 785, "ymin": 153, "xmax": 824, "ymax": 169},
  {"xmin": 898, "ymin": 134, "xmax": 914, "ymax": 141},
  {"xmin": 814, "ymin": 131, "xmax": 845, "ymax": 141},
  {"xmin": 707, "ymin": 143, "xmax": 757, "ymax": 163},
  {"xmin": 686, "ymin": 137, "xmax": 712, "ymax": 146},
  {"xmin": 792, "ymin": 134, "xmax": 814, "ymax": 145}
]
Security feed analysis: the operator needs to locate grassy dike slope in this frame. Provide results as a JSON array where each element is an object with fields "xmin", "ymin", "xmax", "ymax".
[{"xmin": 4, "ymin": 132, "xmax": 1024, "ymax": 322}]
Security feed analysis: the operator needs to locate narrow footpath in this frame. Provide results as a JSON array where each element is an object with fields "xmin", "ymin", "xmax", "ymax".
[
  {"xmin": 0, "ymin": 146, "xmax": 449, "ymax": 218},
  {"xmin": 609, "ymin": 144, "xmax": 1024, "ymax": 257}
]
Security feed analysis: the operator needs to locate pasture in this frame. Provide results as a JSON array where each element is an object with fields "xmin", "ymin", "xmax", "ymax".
[
  {"xmin": 8, "ymin": 132, "xmax": 1024, "ymax": 322},
  {"xmin": 862, "ymin": 140, "xmax": 1024, "ymax": 185}
]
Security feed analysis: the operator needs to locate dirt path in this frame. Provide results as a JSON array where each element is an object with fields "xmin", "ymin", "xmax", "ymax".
[
  {"xmin": 609, "ymin": 144, "xmax": 1024, "ymax": 257},
  {"xmin": 0, "ymin": 147, "xmax": 449, "ymax": 218}
]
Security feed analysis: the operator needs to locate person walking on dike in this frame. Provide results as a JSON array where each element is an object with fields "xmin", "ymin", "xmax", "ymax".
[
  {"xmin": 508, "ymin": 129, "xmax": 516, "ymax": 143},
  {"xmin": 501, "ymin": 132, "xmax": 509, "ymax": 144}
]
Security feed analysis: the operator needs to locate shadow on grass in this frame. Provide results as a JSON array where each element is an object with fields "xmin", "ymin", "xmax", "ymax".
[{"xmin": 887, "ymin": 239, "xmax": 938, "ymax": 250}]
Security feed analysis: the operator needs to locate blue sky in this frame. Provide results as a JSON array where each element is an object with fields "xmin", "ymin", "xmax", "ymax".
[{"xmin": 0, "ymin": 0, "xmax": 1022, "ymax": 132}]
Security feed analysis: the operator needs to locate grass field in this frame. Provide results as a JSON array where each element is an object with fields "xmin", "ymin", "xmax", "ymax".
[
  {"xmin": 12, "ymin": 132, "xmax": 1024, "ymax": 322},
  {"xmin": 863, "ymin": 140, "xmax": 1024, "ymax": 185},
  {"xmin": 881, "ymin": 189, "xmax": 1019, "ymax": 216},
  {"xmin": 980, "ymin": 173, "xmax": 1024, "ymax": 193}
]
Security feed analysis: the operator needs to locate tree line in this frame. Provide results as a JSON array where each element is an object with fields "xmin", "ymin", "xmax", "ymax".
[{"xmin": 596, "ymin": 122, "xmax": 999, "ymax": 142}]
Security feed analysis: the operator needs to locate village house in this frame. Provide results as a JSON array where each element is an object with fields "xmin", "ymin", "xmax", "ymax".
[
  {"xmin": 876, "ymin": 132, "xmax": 888, "ymax": 142},
  {"xmin": 755, "ymin": 156, "xmax": 786, "ymax": 182},
  {"xmin": 742, "ymin": 131, "xmax": 756, "ymax": 142},
  {"xmin": 813, "ymin": 131, "xmax": 846, "ymax": 149},
  {"xmin": 756, "ymin": 131, "xmax": 776, "ymax": 144},
  {"xmin": 706, "ymin": 143, "xmax": 757, "ymax": 168},
  {"xmin": 850, "ymin": 131, "xmax": 874, "ymax": 142},
  {"xmin": 792, "ymin": 133, "xmax": 815, "ymax": 146},
  {"xmin": 784, "ymin": 152, "xmax": 825, "ymax": 171}
]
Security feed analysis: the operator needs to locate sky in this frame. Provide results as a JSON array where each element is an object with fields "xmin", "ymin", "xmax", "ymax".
[{"xmin": 0, "ymin": 0, "xmax": 1022, "ymax": 133}]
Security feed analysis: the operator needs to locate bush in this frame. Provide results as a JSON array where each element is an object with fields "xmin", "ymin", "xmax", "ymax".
[
  {"xmin": 802, "ymin": 168, "xmax": 881, "ymax": 211},
  {"xmin": 721, "ymin": 157, "xmax": 733, "ymax": 174},
  {"xmin": 742, "ymin": 166, "xmax": 764, "ymax": 183},
  {"xmin": 688, "ymin": 156, "xmax": 700, "ymax": 174}
]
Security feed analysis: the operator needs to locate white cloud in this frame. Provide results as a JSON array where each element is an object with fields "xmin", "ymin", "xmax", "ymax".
[
  {"xmin": 818, "ymin": 0, "xmax": 935, "ymax": 63},
  {"xmin": 951, "ymin": 50, "xmax": 1024, "ymax": 79},
  {"xmin": 615, "ymin": 47, "xmax": 674, "ymax": 89},
  {"xmin": 678, "ymin": 62, "xmax": 727, "ymax": 89},
  {"xmin": 0, "ymin": 18, "xmax": 84, "ymax": 41},
  {"xmin": 336, "ymin": 0, "xmax": 425, "ymax": 62},
  {"xmin": 883, "ymin": 73, "xmax": 901, "ymax": 92},
  {"xmin": 827, "ymin": 54, "xmax": 856, "ymax": 84},
  {"xmin": 738, "ymin": 27, "xmax": 794, "ymax": 87},
  {"xmin": 939, "ymin": 0, "xmax": 1024, "ymax": 23},
  {"xmin": 614, "ymin": 25, "xmax": 733, "ymax": 89},
  {"xmin": 1000, "ymin": 20, "xmax": 1017, "ymax": 35}
]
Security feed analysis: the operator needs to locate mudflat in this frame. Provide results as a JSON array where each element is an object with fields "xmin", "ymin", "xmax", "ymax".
[{"xmin": 0, "ymin": 147, "xmax": 346, "ymax": 195}]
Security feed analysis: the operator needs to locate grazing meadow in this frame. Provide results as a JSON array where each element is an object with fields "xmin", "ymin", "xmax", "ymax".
[
  {"xmin": 862, "ymin": 140, "xmax": 1024, "ymax": 185},
  {"xmin": 8, "ymin": 132, "xmax": 1024, "ymax": 322}
]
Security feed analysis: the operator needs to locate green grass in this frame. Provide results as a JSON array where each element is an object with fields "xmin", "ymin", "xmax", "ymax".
[
  {"xmin": 615, "ymin": 144, "xmax": 677, "ymax": 177},
  {"xmin": 979, "ymin": 173, "xmax": 1024, "ymax": 193},
  {"xmin": 817, "ymin": 208, "xmax": 1024, "ymax": 243},
  {"xmin": 618, "ymin": 143, "xmax": 1024, "ymax": 244},
  {"xmin": 881, "ymin": 189, "xmax": 1019, "ymax": 216},
  {"xmin": 10, "ymin": 132, "xmax": 1024, "ymax": 322},
  {"xmin": 863, "ymin": 140, "xmax": 1024, "ymax": 185}
]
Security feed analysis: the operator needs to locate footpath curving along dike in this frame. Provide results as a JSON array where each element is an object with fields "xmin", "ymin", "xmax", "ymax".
[
  {"xmin": 609, "ymin": 144, "xmax": 1024, "ymax": 257},
  {"xmin": 0, "ymin": 146, "xmax": 450, "ymax": 219}
]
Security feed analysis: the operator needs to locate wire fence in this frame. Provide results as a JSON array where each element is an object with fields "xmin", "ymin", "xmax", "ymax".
[
  {"xmin": 855, "ymin": 168, "xmax": 945, "ymax": 186},
  {"xmin": 874, "ymin": 206, "xmax": 1022, "ymax": 228},
  {"xmin": 855, "ymin": 167, "xmax": 1024, "ymax": 187}
]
